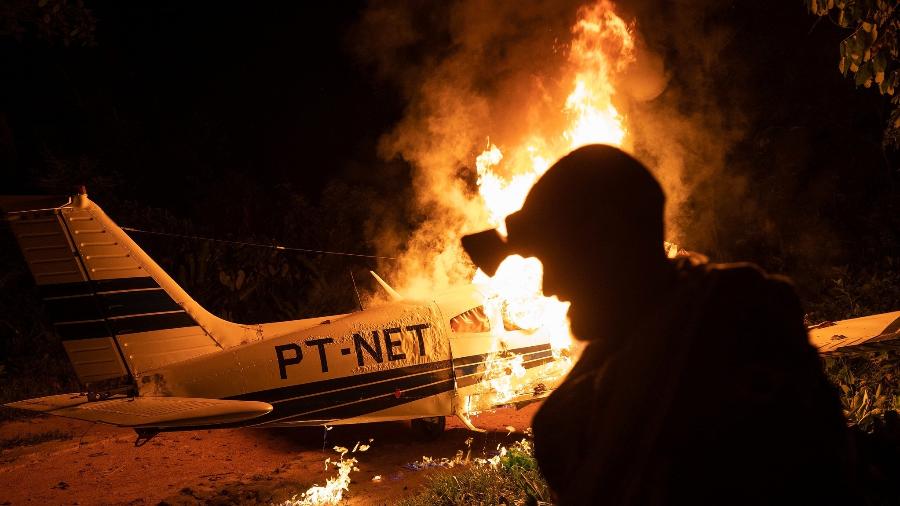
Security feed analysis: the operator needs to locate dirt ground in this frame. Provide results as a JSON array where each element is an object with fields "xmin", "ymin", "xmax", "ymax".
[{"xmin": 0, "ymin": 404, "xmax": 540, "ymax": 505}]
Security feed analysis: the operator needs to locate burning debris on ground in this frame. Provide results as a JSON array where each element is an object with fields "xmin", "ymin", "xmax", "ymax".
[{"xmin": 280, "ymin": 440, "xmax": 373, "ymax": 506}]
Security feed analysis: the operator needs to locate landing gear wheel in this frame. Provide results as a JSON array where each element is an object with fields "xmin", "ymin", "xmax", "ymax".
[{"xmin": 411, "ymin": 416, "xmax": 446, "ymax": 440}]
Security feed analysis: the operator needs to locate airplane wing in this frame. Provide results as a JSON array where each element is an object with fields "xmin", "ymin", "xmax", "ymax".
[
  {"xmin": 5, "ymin": 394, "xmax": 272, "ymax": 429},
  {"xmin": 809, "ymin": 311, "xmax": 900, "ymax": 356}
]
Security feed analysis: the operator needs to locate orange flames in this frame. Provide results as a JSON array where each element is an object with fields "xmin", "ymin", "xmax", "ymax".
[
  {"xmin": 283, "ymin": 441, "xmax": 373, "ymax": 506},
  {"xmin": 471, "ymin": 0, "xmax": 635, "ymax": 405},
  {"xmin": 286, "ymin": 2, "xmax": 641, "ymax": 503}
]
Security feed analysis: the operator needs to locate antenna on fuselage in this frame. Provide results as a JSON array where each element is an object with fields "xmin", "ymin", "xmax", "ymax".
[
  {"xmin": 370, "ymin": 271, "xmax": 402, "ymax": 301},
  {"xmin": 349, "ymin": 269, "xmax": 364, "ymax": 311}
]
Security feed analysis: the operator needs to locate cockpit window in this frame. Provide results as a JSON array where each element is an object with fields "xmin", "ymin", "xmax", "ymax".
[
  {"xmin": 450, "ymin": 306, "xmax": 491, "ymax": 333},
  {"xmin": 501, "ymin": 300, "xmax": 537, "ymax": 332}
]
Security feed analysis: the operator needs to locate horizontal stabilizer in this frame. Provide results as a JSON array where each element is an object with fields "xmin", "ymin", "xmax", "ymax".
[
  {"xmin": 6, "ymin": 394, "xmax": 272, "ymax": 429},
  {"xmin": 810, "ymin": 311, "xmax": 900, "ymax": 356}
]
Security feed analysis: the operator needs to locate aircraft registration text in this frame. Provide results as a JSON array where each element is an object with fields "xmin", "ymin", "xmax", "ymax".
[{"xmin": 275, "ymin": 323, "xmax": 431, "ymax": 379}]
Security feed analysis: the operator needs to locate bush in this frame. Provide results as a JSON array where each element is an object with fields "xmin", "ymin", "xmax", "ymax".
[{"xmin": 398, "ymin": 439, "xmax": 551, "ymax": 506}]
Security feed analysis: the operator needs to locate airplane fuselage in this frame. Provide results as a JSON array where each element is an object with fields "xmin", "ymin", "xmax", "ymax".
[
  {"xmin": 138, "ymin": 285, "xmax": 558, "ymax": 428},
  {"xmin": 2, "ymin": 193, "xmax": 565, "ymax": 432}
]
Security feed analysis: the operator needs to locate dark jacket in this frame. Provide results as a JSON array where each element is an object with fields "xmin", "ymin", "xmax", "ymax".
[{"xmin": 532, "ymin": 259, "xmax": 857, "ymax": 505}]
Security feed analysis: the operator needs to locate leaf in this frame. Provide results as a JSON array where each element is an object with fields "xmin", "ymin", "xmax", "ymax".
[
  {"xmin": 874, "ymin": 51, "xmax": 888, "ymax": 73},
  {"xmin": 855, "ymin": 62, "xmax": 873, "ymax": 87},
  {"xmin": 888, "ymin": 70, "xmax": 900, "ymax": 95}
]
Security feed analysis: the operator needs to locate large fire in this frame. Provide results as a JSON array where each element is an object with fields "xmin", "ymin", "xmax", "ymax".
[
  {"xmin": 470, "ymin": 0, "xmax": 635, "ymax": 406},
  {"xmin": 287, "ymin": 3, "xmax": 637, "ymax": 503}
]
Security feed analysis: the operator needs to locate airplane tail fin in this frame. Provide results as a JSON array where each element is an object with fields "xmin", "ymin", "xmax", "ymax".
[{"xmin": 2, "ymin": 189, "xmax": 257, "ymax": 391}]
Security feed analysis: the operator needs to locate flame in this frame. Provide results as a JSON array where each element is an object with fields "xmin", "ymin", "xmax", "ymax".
[
  {"xmin": 470, "ymin": 0, "xmax": 634, "ymax": 406},
  {"xmin": 564, "ymin": 0, "xmax": 634, "ymax": 148},
  {"xmin": 282, "ymin": 441, "xmax": 372, "ymax": 506},
  {"xmin": 475, "ymin": 1, "xmax": 633, "ymax": 233},
  {"xmin": 280, "ymin": 2, "xmax": 639, "ymax": 503}
]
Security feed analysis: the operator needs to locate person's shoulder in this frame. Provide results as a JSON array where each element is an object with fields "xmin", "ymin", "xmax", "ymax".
[
  {"xmin": 673, "ymin": 258, "xmax": 800, "ymax": 308},
  {"xmin": 688, "ymin": 260, "xmax": 794, "ymax": 292},
  {"xmin": 696, "ymin": 262, "xmax": 803, "ymax": 321}
]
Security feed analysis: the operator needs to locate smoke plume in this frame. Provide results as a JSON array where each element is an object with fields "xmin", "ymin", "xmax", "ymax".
[{"xmin": 351, "ymin": 0, "xmax": 767, "ymax": 294}]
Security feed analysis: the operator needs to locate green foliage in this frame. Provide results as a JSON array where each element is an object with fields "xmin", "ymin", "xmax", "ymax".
[
  {"xmin": 807, "ymin": 0, "xmax": 900, "ymax": 145},
  {"xmin": 824, "ymin": 352, "xmax": 900, "ymax": 427},
  {"xmin": 804, "ymin": 256, "xmax": 900, "ymax": 322},
  {"xmin": 398, "ymin": 440, "xmax": 551, "ymax": 506},
  {"xmin": 103, "ymin": 181, "xmax": 376, "ymax": 324},
  {"xmin": 806, "ymin": 254, "xmax": 900, "ymax": 430}
]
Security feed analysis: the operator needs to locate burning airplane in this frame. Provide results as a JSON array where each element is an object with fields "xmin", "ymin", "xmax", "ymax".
[{"xmin": 1, "ymin": 0, "xmax": 642, "ymax": 441}]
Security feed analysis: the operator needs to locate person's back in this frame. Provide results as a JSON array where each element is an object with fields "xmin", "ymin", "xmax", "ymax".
[
  {"xmin": 531, "ymin": 258, "xmax": 856, "ymax": 504},
  {"xmin": 461, "ymin": 145, "xmax": 857, "ymax": 504}
]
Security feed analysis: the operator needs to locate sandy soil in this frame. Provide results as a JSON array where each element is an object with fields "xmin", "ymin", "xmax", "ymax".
[{"xmin": 0, "ymin": 404, "xmax": 540, "ymax": 505}]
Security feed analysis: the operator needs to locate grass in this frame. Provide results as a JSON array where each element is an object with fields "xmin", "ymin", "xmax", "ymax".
[
  {"xmin": 398, "ymin": 440, "xmax": 551, "ymax": 506},
  {"xmin": 823, "ymin": 352, "xmax": 900, "ymax": 427}
]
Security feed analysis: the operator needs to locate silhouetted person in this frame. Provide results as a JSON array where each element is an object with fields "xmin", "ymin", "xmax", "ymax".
[{"xmin": 462, "ymin": 145, "xmax": 857, "ymax": 505}]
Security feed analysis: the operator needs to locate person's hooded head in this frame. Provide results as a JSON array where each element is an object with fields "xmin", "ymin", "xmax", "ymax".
[{"xmin": 462, "ymin": 144, "xmax": 670, "ymax": 340}]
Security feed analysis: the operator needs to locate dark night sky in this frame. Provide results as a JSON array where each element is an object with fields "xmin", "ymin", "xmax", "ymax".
[
  {"xmin": 1, "ymin": 1, "xmax": 891, "ymax": 213},
  {"xmin": 2, "ymin": 2, "xmax": 423, "ymax": 320},
  {"xmin": 3, "ymin": 2, "xmax": 403, "ymax": 208}
]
